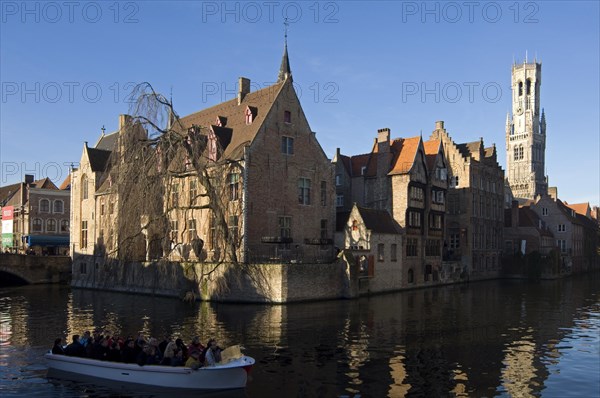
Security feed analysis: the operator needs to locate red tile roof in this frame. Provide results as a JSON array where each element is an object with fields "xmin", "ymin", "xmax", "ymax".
[
  {"xmin": 566, "ymin": 202, "xmax": 590, "ymax": 217},
  {"xmin": 423, "ymin": 139, "xmax": 441, "ymax": 172},
  {"xmin": 389, "ymin": 136, "xmax": 421, "ymax": 175}
]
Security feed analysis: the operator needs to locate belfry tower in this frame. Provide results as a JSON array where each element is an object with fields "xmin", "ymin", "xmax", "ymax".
[{"xmin": 506, "ymin": 57, "xmax": 547, "ymax": 201}]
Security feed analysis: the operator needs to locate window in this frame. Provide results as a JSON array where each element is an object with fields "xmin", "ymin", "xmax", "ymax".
[
  {"xmin": 190, "ymin": 180, "xmax": 198, "ymax": 205},
  {"xmin": 60, "ymin": 220, "xmax": 69, "ymax": 233},
  {"xmin": 228, "ymin": 173, "xmax": 240, "ymax": 201},
  {"xmin": 391, "ymin": 244, "xmax": 397, "ymax": 262},
  {"xmin": 408, "ymin": 211, "xmax": 421, "ymax": 228},
  {"xmin": 407, "ymin": 268, "xmax": 414, "ymax": 283},
  {"xmin": 377, "ymin": 243, "xmax": 384, "ymax": 262},
  {"xmin": 171, "ymin": 183, "xmax": 179, "ymax": 207},
  {"xmin": 298, "ymin": 178, "xmax": 311, "ymax": 205},
  {"xmin": 170, "ymin": 220, "xmax": 178, "ymax": 243},
  {"xmin": 100, "ymin": 202, "xmax": 105, "ymax": 216},
  {"xmin": 282, "ymin": 136, "xmax": 294, "ymax": 155},
  {"xmin": 81, "ymin": 175, "xmax": 88, "ymax": 200},
  {"xmin": 81, "ymin": 221, "xmax": 88, "ymax": 249},
  {"xmin": 40, "ymin": 199, "xmax": 50, "ymax": 213},
  {"xmin": 557, "ymin": 239, "xmax": 567, "ymax": 253},
  {"xmin": 450, "ymin": 233, "xmax": 460, "ymax": 249},
  {"xmin": 432, "ymin": 190, "xmax": 445, "ymax": 204},
  {"xmin": 426, "ymin": 239, "xmax": 440, "ymax": 257},
  {"xmin": 336, "ymin": 194, "xmax": 344, "ymax": 207},
  {"xmin": 409, "ymin": 186, "xmax": 424, "ymax": 202},
  {"xmin": 557, "ymin": 224, "xmax": 566, "ymax": 232},
  {"xmin": 518, "ymin": 81, "xmax": 523, "ymax": 96},
  {"xmin": 80, "ymin": 262, "xmax": 86, "ymax": 275},
  {"xmin": 406, "ymin": 238, "xmax": 418, "ymax": 257},
  {"xmin": 450, "ymin": 176, "xmax": 459, "ymax": 188},
  {"xmin": 320, "ymin": 181, "xmax": 327, "ymax": 206},
  {"xmin": 429, "ymin": 213, "xmax": 442, "ymax": 230},
  {"xmin": 228, "ymin": 215, "xmax": 239, "ymax": 241},
  {"xmin": 32, "ymin": 218, "xmax": 42, "ymax": 232},
  {"xmin": 335, "ymin": 174, "xmax": 341, "ymax": 186},
  {"xmin": 187, "ymin": 219, "xmax": 196, "ymax": 242},
  {"xmin": 279, "ymin": 216, "xmax": 291, "ymax": 238},
  {"xmin": 109, "ymin": 201, "xmax": 114, "ymax": 214},
  {"xmin": 53, "ymin": 200, "xmax": 63, "ymax": 213},
  {"xmin": 320, "ymin": 219, "xmax": 328, "ymax": 239},
  {"xmin": 46, "ymin": 219, "xmax": 57, "ymax": 232},
  {"xmin": 435, "ymin": 168, "xmax": 447, "ymax": 181},
  {"xmin": 542, "ymin": 207, "xmax": 548, "ymax": 216},
  {"xmin": 526, "ymin": 79, "xmax": 531, "ymax": 95},
  {"xmin": 284, "ymin": 110, "xmax": 291, "ymax": 124}
]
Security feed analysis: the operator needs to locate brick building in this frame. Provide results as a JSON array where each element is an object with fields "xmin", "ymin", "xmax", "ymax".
[
  {"xmin": 70, "ymin": 43, "xmax": 335, "ymax": 273},
  {"xmin": 0, "ymin": 175, "xmax": 70, "ymax": 255},
  {"xmin": 430, "ymin": 121, "xmax": 504, "ymax": 279},
  {"xmin": 333, "ymin": 127, "xmax": 448, "ymax": 287}
]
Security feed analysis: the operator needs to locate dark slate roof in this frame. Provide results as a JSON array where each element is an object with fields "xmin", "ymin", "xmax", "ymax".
[
  {"xmin": 87, "ymin": 147, "xmax": 112, "ymax": 172},
  {"xmin": 95, "ymin": 131, "xmax": 118, "ymax": 151},
  {"xmin": 31, "ymin": 177, "xmax": 58, "ymax": 190},
  {"xmin": 0, "ymin": 182, "xmax": 20, "ymax": 206},
  {"xmin": 336, "ymin": 211, "xmax": 351, "ymax": 232},
  {"xmin": 356, "ymin": 206, "xmax": 401, "ymax": 234}
]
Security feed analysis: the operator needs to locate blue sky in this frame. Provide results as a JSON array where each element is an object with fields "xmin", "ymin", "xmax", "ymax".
[{"xmin": 1, "ymin": 1, "xmax": 598, "ymax": 205}]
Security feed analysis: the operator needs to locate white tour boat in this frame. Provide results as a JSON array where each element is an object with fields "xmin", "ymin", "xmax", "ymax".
[{"xmin": 44, "ymin": 347, "xmax": 255, "ymax": 391}]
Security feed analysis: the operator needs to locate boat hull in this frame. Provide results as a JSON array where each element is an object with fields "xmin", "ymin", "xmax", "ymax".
[{"xmin": 45, "ymin": 352, "xmax": 254, "ymax": 390}]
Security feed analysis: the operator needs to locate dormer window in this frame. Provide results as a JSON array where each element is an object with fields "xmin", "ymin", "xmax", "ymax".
[
  {"xmin": 245, "ymin": 107, "xmax": 256, "ymax": 125},
  {"xmin": 284, "ymin": 110, "xmax": 291, "ymax": 124}
]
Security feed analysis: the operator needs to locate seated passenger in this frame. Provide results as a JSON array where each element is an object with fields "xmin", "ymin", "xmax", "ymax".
[
  {"xmin": 161, "ymin": 341, "xmax": 183, "ymax": 366},
  {"xmin": 121, "ymin": 339, "xmax": 137, "ymax": 363},
  {"xmin": 204, "ymin": 339, "xmax": 222, "ymax": 366},
  {"xmin": 175, "ymin": 338, "xmax": 188, "ymax": 362},
  {"xmin": 107, "ymin": 341, "xmax": 122, "ymax": 362},
  {"xmin": 92, "ymin": 338, "xmax": 110, "ymax": 360},
  {"xmin": 185, "ymin": 350, "xmax": 201, "ymax": 370},
  {"xmin": 52, "ymin": 338, "xmax": 65, "ymax": 355},
  {"xmin": 64, "ymin": 335, "xmax": 86, "ymax": 357},
  {"xmin": 187, "ymin": 336, "xmax": 204, "ymax": 358}
]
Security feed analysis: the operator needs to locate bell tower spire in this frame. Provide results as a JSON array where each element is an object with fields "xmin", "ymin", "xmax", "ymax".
[{"xmin": 278, "ymin": 18, "xmax": 292, "ymax": 82}]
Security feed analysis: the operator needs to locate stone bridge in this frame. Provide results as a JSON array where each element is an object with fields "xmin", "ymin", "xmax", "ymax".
[{"xmin": 0, "ymin": 253, "xmax": 71, "ymax": 284}]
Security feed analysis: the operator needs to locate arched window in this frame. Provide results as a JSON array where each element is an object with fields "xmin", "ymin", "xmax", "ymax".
[
  {"xmin": 518, "ymin": 81, "xmax": 523, "ymax": 96},
  {"xmin": 53, "ymin": 200, "xmax": 64, "ymax": 213},
  {"xmin": 526, "ymin": 79, "xmax": 532, "ymax": 95},
  {"xmin": 40, "ymin": 199, "xmax": 50, "ymax": 213},
  {"xmin": 60, "ymin": 220, "xmax": 69, "ymax": 233},
  {"xmin": 408, "ymin": 268, "xmax": 414, "ymax": 284},
  {"xmin": 32, "ymin": 218, "xmax": 43, "ymax": 232},
  {"xmin": 81, "ymin": 174, "xmax": 89, "ymax": 200},
  {"xmin": 46, "ymin": 219, "xmax": 57, "ymax": 232}
]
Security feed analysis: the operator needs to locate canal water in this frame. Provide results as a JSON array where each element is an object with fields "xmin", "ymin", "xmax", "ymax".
[{"xmin": 0, "ymin": 274, "xmax": 598, "ymax": 397}]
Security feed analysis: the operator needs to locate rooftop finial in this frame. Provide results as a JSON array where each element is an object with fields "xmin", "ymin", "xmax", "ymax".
[
  {"xmin": 278, "ymin": 18, "xmax": 292, "ymax": 82},
  {"xmin": 101, "ymin": 125, "xmax": 106, "ymax": 135},
  {"xmin": 525, "ymin": 50, "xmax": 528, "ymax": 64}
]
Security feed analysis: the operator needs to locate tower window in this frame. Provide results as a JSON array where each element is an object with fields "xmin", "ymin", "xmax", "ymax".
[
  {"xmin": 526, "ymin": 79, "xmax": 532, "ymax": 95},
  {"xmin": 518, "ymin": 81, "xmax": 523, "ymax": 96}
]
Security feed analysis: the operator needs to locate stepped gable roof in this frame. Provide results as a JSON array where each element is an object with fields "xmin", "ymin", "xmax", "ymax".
[
  {"xmin": 356, "ymin": 206, "xmax": 400, "ymax": 234},
  {"xmin": 484, "ymin": 146, "xmax": 495, "ymax": 158},
  {"xmin": 423, "ymin": 139, "xmax": 441, "ymax": 172},
  {"xmin": 180, "ymin": 81, "xmax": 286, "ymax": 160},
  {"xmin": 95, "ymin": 131, "xmax": 118, "ymax": 151}
]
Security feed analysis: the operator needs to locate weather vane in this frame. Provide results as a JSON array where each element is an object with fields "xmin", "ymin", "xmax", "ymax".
[{"xmin": 284, "ymin": 17, "xmax": 289, "ymax": 43}]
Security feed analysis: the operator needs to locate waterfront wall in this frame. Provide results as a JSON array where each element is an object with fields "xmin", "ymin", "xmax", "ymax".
[{"xmin": 71, "ymin": 255, "xmax": 359, "ymax": 303}]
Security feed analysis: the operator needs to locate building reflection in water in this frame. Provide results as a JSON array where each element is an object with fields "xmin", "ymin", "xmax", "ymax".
[{"xmin": 0, "ymin": 274, "xmax": 597, "ymax": 397}]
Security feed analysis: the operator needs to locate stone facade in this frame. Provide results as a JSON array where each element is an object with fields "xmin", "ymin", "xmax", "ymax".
[
  {"xmin": 505, "ymin": 61, "xmax": 548, "ymax": 201},
  {"xmin": 430, "ymin": 121, "xmax": 504, "ymax": 279}
]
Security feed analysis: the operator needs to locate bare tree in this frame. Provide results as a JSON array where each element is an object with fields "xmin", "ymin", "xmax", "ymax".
[{"xmin": 98, "ymin": 82, "xmax": 245, "ymax": 278}]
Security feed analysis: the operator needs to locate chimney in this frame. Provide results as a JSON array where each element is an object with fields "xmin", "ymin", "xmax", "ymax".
[
  {"xmin": 511, "ymin": 200, "xmax": 519, "ymax": 227},
  {"xmin": 24, "ymin": 174, "xmax": 34, "ymax": 184},
  {"xmin": 377, "ymin": 128, "xmax": 390, "ymax": 153},
  {"xmin": 548, "ymin": 186, "xmax": 558, "ymax": 201},
  {"xmin": 238, "ymin": 77, "xmax": 251, "ymax": 105},
  {"xmin": 435, "ymin": 120, "xmax": 444, "ymax": 130}
]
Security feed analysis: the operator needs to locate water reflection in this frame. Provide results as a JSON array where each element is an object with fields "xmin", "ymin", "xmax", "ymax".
[{"xmin": 0, "ymin": 274, "xmax": 598, "ymax": 397}]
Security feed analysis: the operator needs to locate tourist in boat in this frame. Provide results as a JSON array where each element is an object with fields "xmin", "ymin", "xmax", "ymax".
[
  {"xmin": 187, "ymin": 336, "xmax": 204, "ymax": 358},
  {"xmin": 121, "ymin": 339, "xmax": 137, "ymax": 363},
  {"xmin": 64, "ymin": 335, "xmax": 85, "ymax": 357},
  {"xmin": 148, "ymin": 337, "xmax": 163, "ymax": 360},
  {"xmin": 92, "ymin": 338, "xmax": 110, "ymax": 360},
  {"xmin": 158, "ymin": 334, "xmax": 171, "ymax": 354},
  {"xmin": 184, "ymin": 350, "xmax": 201, "ymax": 370},
  {"xmin": 204, "ymin": 339, "xmax": 222, "ymax": 366},
  {"xmin": 137, "ymin": 344, "xmax": 161, "ymax": 366},
  {"xmin": 52, "ymin": 338, "xmax": 65, "ymax": 355},
  {"xmin": 161, "ymin": 340, "xmax": 183, "ymax": 366},
  {"xmin": 79, "ymin": 331, "xmax": 91, "ymax": 347},
  {"xmin": 107, "ymin": 341, "xmax": 122, "ymax": 362},
  {"xmin": 175, "ymin": 338, "xmax": 188, "ymax": 362}
]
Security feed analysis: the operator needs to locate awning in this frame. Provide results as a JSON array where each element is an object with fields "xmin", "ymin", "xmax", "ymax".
[{"xmin": 26, "ymin": 235, "xmax": 69, "ymax": 247}]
